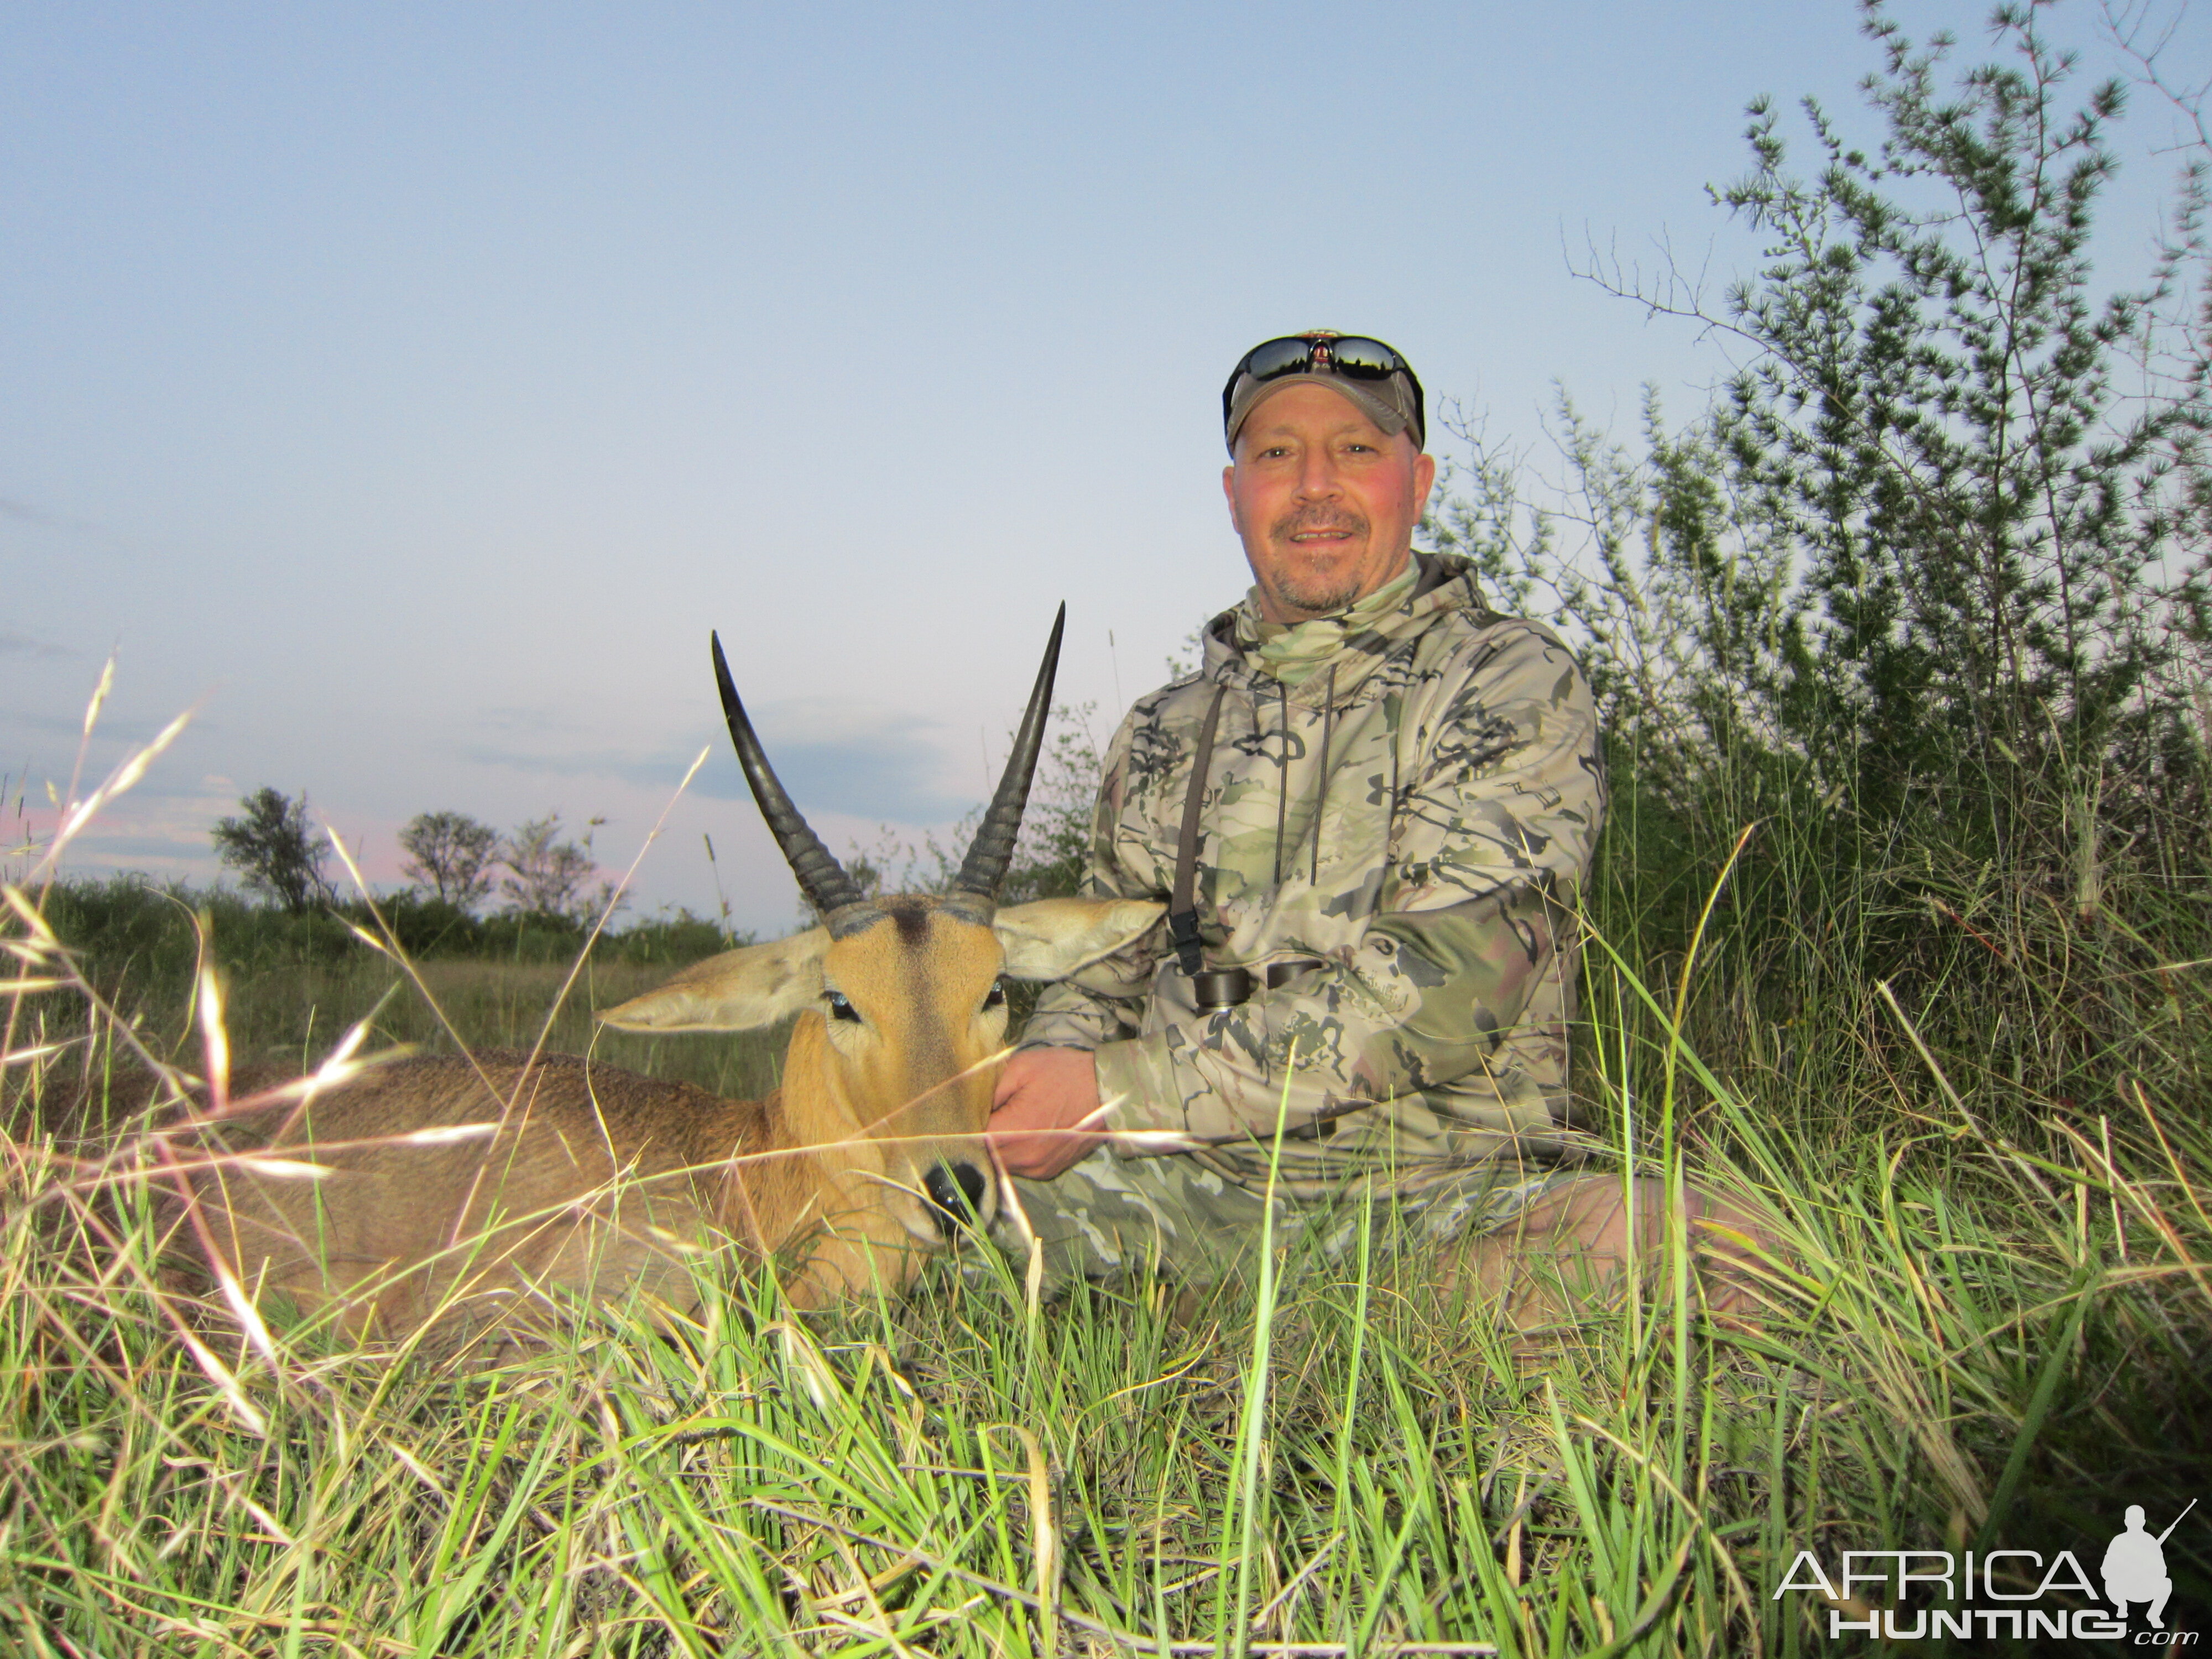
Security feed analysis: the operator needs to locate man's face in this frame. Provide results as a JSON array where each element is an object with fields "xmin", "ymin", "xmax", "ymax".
[{"xmin": 1222, "ymin": 381, "xmax": 1437, "ymax": 624}]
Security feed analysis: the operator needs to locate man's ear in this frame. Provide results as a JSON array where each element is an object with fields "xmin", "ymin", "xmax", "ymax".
[
  {"xmin": 993, "ymin": 898, "xmax": 1165, "ymax": 980},
  {"xmin": 598, "ymin": 929, "xmax": 829, "ymax": 1032}
]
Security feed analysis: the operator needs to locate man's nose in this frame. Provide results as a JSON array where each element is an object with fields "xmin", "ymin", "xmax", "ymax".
[{"xmin": 1294, "ymin": 450, "xmax": 1340, "ymax": 498}]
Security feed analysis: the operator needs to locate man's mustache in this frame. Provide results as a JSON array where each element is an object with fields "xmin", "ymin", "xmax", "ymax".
[{"xmin": 1271, "ymin": 508, "xmax": 1369, "ymax": 541}]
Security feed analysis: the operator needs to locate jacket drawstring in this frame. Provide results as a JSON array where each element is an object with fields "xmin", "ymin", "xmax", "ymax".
[{"xmin": 1389, "ymin": 690, "xmax": 1402, "ymax": 867}]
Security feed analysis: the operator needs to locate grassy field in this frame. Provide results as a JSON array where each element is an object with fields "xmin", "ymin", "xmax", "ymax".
[{"xmin": 2, "ymin": 871, "xmax": 2206, "ymax": 1657}]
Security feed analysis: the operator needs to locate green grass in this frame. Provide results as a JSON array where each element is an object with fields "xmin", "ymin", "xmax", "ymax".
[
  {"xmin": 16, "ymin": 879, "xmax": 785, "ymax": 1108},
  {"xmin": 3, "ymin": 872, "xmax": 2208, "ymax": 1656}
]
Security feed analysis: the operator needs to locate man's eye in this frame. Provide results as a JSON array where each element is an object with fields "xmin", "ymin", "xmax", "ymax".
[{"xmin": 826, "ymin": 991, "xmax": 860, "ymax": 1022}]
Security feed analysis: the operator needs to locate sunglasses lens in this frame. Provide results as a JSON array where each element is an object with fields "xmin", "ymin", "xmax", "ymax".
[
  {"xmin": 1227, "ymin": 335, "xmax": 1423, "ymax": 444},
  {"xmin": 1326, "ymin": 337, "xmax": 1404, "ymax": 378},
  {"xmin": 1241, "ymin": 338, "xmax": 1318, "ymax": 383}
]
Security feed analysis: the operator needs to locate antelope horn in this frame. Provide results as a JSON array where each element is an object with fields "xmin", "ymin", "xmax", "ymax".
[
  {"xmin": 709, "ymin": 631, "xmax": 871, "ymax": 928},
  {"xmin": 951, "ymin": 603, "xmax": 1066, "ymax": 902}
]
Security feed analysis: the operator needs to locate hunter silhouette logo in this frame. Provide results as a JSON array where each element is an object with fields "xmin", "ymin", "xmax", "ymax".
[{"xmin": 2105, "ymin": 1501, "xmax": 2194, "ymax": 1631}]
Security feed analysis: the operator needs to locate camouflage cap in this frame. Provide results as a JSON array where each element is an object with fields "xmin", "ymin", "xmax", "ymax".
[{"xmin": 1223, "ymin": 332, "xmax": 1425, "ymax": 454}]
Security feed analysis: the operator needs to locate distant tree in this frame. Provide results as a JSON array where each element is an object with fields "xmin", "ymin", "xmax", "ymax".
[
  {"xmin": 498, "ymin": 813, "xmax": 615, "ymax": 923},
  {"xmin": 211, "ymin": 787, "xmax": 335, "ymax": 913},
  {"xmin": 398, "ymin": 811, "xmax": 499, "ymax": 910}
]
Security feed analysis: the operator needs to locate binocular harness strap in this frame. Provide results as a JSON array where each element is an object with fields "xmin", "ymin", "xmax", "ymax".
[{"xmin": 1166, "ymin": 682, "xmax": 1229, "ymax": 978}]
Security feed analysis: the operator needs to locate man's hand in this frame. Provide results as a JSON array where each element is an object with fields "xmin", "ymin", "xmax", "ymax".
[{"xmin": 989, "ymin": 1047, "xmax": 1105, "ymax": 1180}]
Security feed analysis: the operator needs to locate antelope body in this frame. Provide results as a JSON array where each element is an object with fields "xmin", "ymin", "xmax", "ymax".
[{"xmin": 188, "ymin": 611, "xmax": 1160, "ymax": 1342}]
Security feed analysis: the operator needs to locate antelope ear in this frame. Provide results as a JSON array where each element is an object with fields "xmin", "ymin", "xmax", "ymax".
[
  {"xmin": 993, "ymin": 898, "xmax": 1165, "ymax": 980},
  {"xmin": 599, "ymin": 928, "xmax": 830, "ymax": 1032}
]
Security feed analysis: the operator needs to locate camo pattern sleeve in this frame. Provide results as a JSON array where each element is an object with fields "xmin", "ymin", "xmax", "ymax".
[{"xmin": 1021, "ymin": 556, "xmax": 1606, "ymax": 1198}]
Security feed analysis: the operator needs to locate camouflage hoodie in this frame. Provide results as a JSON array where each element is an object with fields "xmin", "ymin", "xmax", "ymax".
[{"xmin": 1021, "ymin": 551, "xmax": 1605, "ymax": 1198}]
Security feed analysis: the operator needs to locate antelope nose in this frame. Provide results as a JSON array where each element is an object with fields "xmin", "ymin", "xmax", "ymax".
[{"xmin": 924, "ymin": 1160, "xmax": 989, "ymax": 1227}]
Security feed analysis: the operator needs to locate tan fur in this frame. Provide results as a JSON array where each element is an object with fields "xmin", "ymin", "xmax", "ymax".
[{"xmin": 185, "ymin": 895, "xmax": 1161, "ymax": 1344}]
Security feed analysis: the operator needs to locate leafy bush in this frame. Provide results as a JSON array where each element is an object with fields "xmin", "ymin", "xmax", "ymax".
[{"xmin": 1425, "ymin": 0, "xmax": 2211, "ymax": 1114}]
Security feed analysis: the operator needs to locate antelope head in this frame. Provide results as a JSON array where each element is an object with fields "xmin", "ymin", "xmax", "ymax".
[{"xmin": 601, "ymin": 607, "xmax": 1159, "ymax": 1269}]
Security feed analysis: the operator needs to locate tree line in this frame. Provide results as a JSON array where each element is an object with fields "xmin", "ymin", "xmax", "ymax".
[{"xmin": 212, "ymin": 787, "xmax": 618, "ymax": 925}]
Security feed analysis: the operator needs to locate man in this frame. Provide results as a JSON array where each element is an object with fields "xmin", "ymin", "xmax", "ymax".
[
  {"xmin": 2103, "ymin": 1505, "xmax": 2176, "ymax": 1630},
  {"xmin": 988, "ymin": 331, "xmax": 1767, "ymax": 1313}
]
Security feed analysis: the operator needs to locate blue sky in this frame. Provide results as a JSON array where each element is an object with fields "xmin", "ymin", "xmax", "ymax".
[{"xmin": 7, "ymin": 0, "xmax": 2203, "ymax": 932}]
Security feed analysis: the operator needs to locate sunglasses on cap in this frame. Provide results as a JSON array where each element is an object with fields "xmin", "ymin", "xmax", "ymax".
[{"xmin": 1221, "ymin": 333, "xmax": 1425, "ymax": 437}]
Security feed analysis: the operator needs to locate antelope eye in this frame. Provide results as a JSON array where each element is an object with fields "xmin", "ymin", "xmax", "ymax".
[
  {"xmin": 983, "ymin": 978, "xmax": 1008, "ymax": 1011},
  {"xmin": 825, "ymin": 991, "xmax": 860, "ymax": 1023}
]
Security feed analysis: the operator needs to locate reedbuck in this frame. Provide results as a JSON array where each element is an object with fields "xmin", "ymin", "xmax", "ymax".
[{"xmin": 186, "ymin": 609, "xmax": 1161, "ymax": 1342}]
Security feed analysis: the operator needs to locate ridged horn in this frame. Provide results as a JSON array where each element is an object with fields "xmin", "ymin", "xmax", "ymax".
[
  {"xmin": 951, "ymin": 603, "xmax": 1066, "ymax": 901},
  {"xmin": 710, "ymin": 631, "xmax": 870, "ymax": 926}
]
